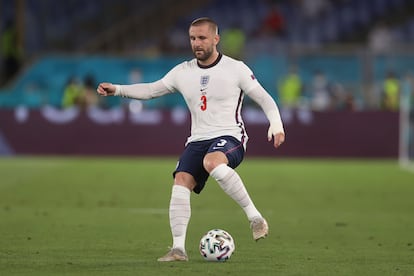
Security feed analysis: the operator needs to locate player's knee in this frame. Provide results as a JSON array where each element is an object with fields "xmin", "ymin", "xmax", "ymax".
[
  {"xmin": 203, "ymin": 153, "xmax": 227, "ymax": 173},
  {"xmin": 174, "ymin": 172, "xmax": 196, "ymax": 191},
  {"xmin": 203, "ymin": 157, "xmax": 215, "ymax": 173}
]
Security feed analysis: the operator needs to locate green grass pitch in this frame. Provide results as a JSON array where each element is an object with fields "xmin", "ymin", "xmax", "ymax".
[{"xmin": 0, "ymin": 157, "xmax": 413, "ymax": 275}]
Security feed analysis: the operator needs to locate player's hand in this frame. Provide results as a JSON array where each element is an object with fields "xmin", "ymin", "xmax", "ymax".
[
  {"xmin": 267, "ymin": 125, "xmax": 285, "ymax": 149},
  {"xmin": 96, "ymin": 82, "xmax": 116, "ymax": 96}
]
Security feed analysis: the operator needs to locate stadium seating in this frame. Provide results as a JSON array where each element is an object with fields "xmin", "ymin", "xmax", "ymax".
[
  {"xmin": 2, "ymin": 0, "xmax": 414, "ymax": 110},
  {"xmin": 3, "ymin": 0, "xmax": 413, "ymax": 55}
]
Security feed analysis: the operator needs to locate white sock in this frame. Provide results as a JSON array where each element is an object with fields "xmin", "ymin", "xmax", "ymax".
[
  {"xmin": 169, "ymin": 185, "xmax": 191, "ymax": 252},
  {"xmin": 210, "ymin": 164, "xmax": 261, "ymax": 221}
]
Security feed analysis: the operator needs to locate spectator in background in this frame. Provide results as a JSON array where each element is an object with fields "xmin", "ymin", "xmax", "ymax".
[
  {"xmin": 83, "ymin": 74, "xmax": 99, "ymax": 108},
  {"xmin": 368, "ymin": 22, "xmax": 393, "ymax": 55},
  {"xmin": 220, "ymin": 24, "xmax": 246, "ymax": 59},
  {"xmin": 401, "ymin": 72, "xmax": 414, "ymax": 107},
  {"xmin": 310, "ymin": 69, "xmax": 332, "ymax": 111},
  {"xmin": 0, "ymin": 19, "xmax": 22, "ymax": 85},
  {"xmin": 298, "ymin": 0, "xmax": 331, "ymax": 20},
  {"xmin": 61, "ymin": 76, "xmax": 84, "ymax": 109},
  {"xmin": 261, "ymin": 4, "xmax": 285, "ymax": 37},
  {"xmin": 62, "ymin": 74, "xmax": 100, "ymax": 109},
  {"xmin": 278, "ymin": 65, "xmax": 302, "ymax": 109},
  {"xmin": 343, "ymin": 91, "xmax": 357, "ymax": 111},
  {"xmin": 382, "ymin": 71, "xmax": 400, "ymax": 111},
  {"xmin": 330, "ymin": 82, "xmax": 357, "ymax": 111},
  {"xmin": 128, "ymin": 68, "xmax": 143, "ymax": 84},
  {"xmin": 125, "ymin": 68, "xmax": 144, "ymax": 111}
]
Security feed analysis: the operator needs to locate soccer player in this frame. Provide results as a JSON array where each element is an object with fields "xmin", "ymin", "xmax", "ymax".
[{"xmin": 96, "ymin": 17, "xmax": 285, "ymax": 262}]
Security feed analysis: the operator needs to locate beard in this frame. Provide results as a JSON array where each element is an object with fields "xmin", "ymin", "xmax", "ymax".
[{"xmin": 192, "ymin": 47, "xmax": 214, "ymax": 62}]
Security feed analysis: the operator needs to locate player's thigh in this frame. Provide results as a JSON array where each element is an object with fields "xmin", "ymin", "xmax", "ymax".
[{"xmin": 173, "ymin": 140, "xmax": 210, "ymax": 193}]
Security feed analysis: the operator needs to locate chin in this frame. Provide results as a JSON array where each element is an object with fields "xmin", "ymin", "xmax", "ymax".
[{"xmin": 195, "ymin": 54, "xmax": 206, "ymax": 61}]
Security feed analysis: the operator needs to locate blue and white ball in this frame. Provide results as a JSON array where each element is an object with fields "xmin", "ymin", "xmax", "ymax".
[{"xmin": 199, "ymin": 229, "xmax": 235, "ymax": 261}]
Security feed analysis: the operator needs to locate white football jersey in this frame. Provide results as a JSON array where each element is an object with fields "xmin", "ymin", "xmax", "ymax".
[{"xmin": 161, "ymin": 54, "xmax": 261, "ymax": 148}]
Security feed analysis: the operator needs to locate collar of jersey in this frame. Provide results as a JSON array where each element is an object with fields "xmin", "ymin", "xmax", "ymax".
[{"xmin": 197, "ymin": 53, "xmax": 222, "ymax": 69}]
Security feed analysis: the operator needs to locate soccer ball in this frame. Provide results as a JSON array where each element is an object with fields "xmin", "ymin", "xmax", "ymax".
[{"xmin": 199, "ymin": 229, "xmax": 235, "ymax": 261}]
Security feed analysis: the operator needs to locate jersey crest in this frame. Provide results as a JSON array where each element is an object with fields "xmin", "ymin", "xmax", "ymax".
[{"xmin": 200, "ymin": 75, "xmax": 210, "ymax": 87}]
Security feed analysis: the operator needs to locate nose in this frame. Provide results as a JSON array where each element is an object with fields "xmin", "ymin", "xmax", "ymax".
[{"xmin": 192, "ymin": 38, "xmax": 201, "ymax": 46}]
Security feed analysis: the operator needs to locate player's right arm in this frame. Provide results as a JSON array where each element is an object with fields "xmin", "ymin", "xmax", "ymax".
[{"xmin": 96, "ymin": 80, "xmax": 172, "ymax": 99}]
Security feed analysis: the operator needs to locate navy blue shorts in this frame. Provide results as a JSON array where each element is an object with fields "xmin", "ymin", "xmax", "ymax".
[{"xmin": 173, "ymin": 136, "xmax": 245, "ymax": 194}]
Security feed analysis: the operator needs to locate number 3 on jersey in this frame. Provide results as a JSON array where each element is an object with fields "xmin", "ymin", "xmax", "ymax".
[{"xmin": 200, "ymin": 95, "xmax": 207, "ymax": 111}]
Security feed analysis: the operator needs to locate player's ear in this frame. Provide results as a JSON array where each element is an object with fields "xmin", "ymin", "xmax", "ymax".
[{"xmin": 214, "ymin": 34, "xmax": 220, "ymax": 46}]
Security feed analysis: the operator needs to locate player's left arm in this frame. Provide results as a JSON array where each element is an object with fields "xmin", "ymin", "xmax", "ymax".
[
  {"xmin": 237, "ymin": 61, "xmax": 285, "ymax": 148},
  {"xmin": 246, "ymin": 85, "xmax": 285, "ymax": 148}
]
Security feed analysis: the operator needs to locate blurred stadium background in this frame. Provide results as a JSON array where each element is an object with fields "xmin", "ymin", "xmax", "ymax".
[{"xmin": 0, "ymin": 0, "xmax": 413, "ymax": 164}]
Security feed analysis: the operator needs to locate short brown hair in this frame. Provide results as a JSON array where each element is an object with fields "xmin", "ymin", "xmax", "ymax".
[{"xmin": 190, "ymin": 17, "xmax": 218, "ymax": 34}]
